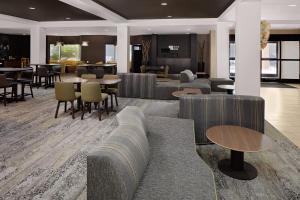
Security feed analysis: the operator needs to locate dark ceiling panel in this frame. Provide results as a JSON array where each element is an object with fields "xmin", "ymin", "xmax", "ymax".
[
  {"xmin": 92, "ymin": 0, "xmax": 235, "ymax": 19},
  {"xmin": 0, "ymin": 0, "xmax": 103, "ymax": 21}
]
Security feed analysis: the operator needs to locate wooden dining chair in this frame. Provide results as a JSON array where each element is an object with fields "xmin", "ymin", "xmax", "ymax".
[
  {"xmin": 54, "ymin": 82, "xmax": 81, "ymax": 119},
  {"xmin": 81, "ymin": 82, "xmax": 109, "ymax": 121},
  {"xmin": 103, "ymin": 75, "xmax": 119, "ymax": 108},
  {"xmin": 37, "ymin": 67, "xmax": 54, "ymax": 89},
  {"xmin": 0, "ymin": 74, "xmax": 17, "ymax": 106},
  {"xmin": 17, "ymin": 69, "xmax": 34, "ymax": 99},
  {"xmin": 81, "ymin": 74, "xmax": 97, "ymax": 79}
]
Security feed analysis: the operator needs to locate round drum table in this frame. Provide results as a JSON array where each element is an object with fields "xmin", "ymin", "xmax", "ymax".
[{"xmin": 206, "ymin": 125, "xmax": 272, "ymax": 180}]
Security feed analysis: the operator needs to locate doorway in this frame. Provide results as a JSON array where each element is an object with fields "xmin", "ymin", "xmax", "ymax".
[{"xmin": 131, "ymin": 44, "xmax": 142, "ymax": 73}]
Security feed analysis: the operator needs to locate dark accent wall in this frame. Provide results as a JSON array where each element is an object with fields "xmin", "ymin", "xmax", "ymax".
[
  {"xmin": 157, "ymin": 34, "xmax": 191, "ymax": 58},
  {"xmin": 46, "ymin": 35, "xmax": 116, "ymax": 63},
  {"xmin": 0, "ymin": 34, "xmax": 30, "ymax": 60},
  {"xmin": 130, "ymin": 34, "xmax": 210, "ymax": 74},
  {"xmin": 81, "ymin": 35, "xmax": 116, "ymax": 63}
]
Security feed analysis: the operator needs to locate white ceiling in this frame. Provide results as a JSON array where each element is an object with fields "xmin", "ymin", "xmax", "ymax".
[{"xmin": 1, "ymin": 0, "xmax": 300, "ymax": 35}]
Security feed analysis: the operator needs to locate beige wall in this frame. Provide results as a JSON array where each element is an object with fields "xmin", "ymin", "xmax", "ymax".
[{"xmin": 210, "ymin": 30, "xmax": 217, "ymax": 78}]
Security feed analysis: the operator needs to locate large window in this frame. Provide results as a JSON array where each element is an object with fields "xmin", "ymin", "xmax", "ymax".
[
  {"xmin": 50, "ymin": 44, "xmax": 81, "ymax": 61},
  {"xmin": 229, "ymin": 42, "xmax": 279, "ymax": 78},
  {"xmin": 261, "ymin": 42, "xmax": 279, "ymax": 78},
  {"xmin": 229, "ymin": 42, "xmax": 236, "ymax": 76},
  {"xmin": 105, "ymin": 44, "xmax": 116, "ymax": 63}
]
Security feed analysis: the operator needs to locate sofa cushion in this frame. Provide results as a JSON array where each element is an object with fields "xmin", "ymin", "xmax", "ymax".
[
  {"xmin": 180, "ymin": 70, "xmax": 194, "ymax": 83},
  {"xmin": 116, "ymin": 106, "xmax": 147, "ymax": 135},
  {"xmin": 87, "ymin": 125, "xmax": 150, "ymax": 200},
  {"xmin": 133, "ymin": 116, "xmax": 216, "ymax": 200}
]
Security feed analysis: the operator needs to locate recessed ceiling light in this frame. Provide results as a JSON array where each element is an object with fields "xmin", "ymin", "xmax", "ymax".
[
  {"xmin": 167, "ymin": 15, "xmax": 172, "ymax": 18},
  {"xmin": 28, "ymin": 7, "xmax": 36, "ymax": 10},
  {"xmin": 288, "ymin": 4, "xmax": 297, "ymax": 7},
  {"xmin": 161, "ymin": 2, "xmax": 168, "ymax": 6},
  {"xmin": 65, "ymin": 17, "xmax": 71, "ymax": 20}
]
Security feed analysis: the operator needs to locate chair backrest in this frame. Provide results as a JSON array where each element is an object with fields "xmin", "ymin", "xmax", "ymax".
[
  {"xmin": 179, "ymin": 95, "xmax": 265, "ymax": 144},
  {"xmin": 20, "ymin": 68, "xmax": 34, "ymax": 80},
  {"xmin": 82, "ymin": 74, "xmax": 97, "ymax": 79},
  {"xmin": 53, "ymin": 65, "xmax": 61, "ymax": 72},
  {"xmin": 55, "ymin": 82, "xmax": 76, "ymax": 101},
  {"xmin": 81, "ymin": 82, "xmax": 102, "ymax": 102},
  {"xmin": 77, "ymin": 67, "xmax": 88, "ymax": 77},
  {"xmin": 0, "ymin": 74, "xmax": 9, "ymax": 87},
  {"xmin": 37, "ymin": 67, "xmax": 48, "ymax": 76},
  {"xmin": 92, "ymin": 68, "xmax": 104, "ymax": 79}
]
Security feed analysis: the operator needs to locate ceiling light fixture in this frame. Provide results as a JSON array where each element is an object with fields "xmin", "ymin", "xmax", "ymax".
[
  {"xmin": 288, "ymin": 4, "xmax": 297, "ymax": 7},
  {"xmin": 167, "ymin": 15, "xmax": 172, "ymax": 18},
  {"xmin": 28, "ymin": 7, "xmax": 36, "ymax": 10},
  {"xmin": 161, "ymin": 2, "xmax": 168, "ymax": 6},
  {"xmin": 82, "ymin": 41, "xmax": 89, "ymax": 47},
  {"xmin": 65, "ymin": 17, "xmax": 71, "ymax": 20}
]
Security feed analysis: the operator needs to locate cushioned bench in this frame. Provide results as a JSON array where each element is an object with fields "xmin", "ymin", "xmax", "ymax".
[
  {"xmin": 179, "ymin": 95, "xmax": 265, "ymax": 144},
  {"xmin": 87, "ymin": 106, "xmax": 216, "ymax": 200}
]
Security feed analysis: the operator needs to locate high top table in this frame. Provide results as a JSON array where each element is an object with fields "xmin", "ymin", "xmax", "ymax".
[{"xmin": 206, "ymin": 125, "xmax": 272, "ymax": 180}]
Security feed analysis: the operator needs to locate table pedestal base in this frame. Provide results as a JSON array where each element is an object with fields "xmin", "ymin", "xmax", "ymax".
[{"xmin": 218, "ymin": 151, "xmax": 257, "ymax": 180}]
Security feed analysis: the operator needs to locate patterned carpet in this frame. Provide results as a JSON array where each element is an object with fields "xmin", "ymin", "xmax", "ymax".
[{"xmin": 0, "ymin": 88, "xmax": 299, "ymax": 200}]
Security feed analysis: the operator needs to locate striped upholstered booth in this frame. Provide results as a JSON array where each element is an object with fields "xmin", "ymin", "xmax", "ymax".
[
  {"xmin": 87, "ymin": 106, "xmax": 216, "ymax": 200},
  {"xmin": 179, "ymin": 95, "xmax": 265, "ymax": 144},
  {"xmin": 118, "ymin": 73, "xmax": 156, "ymax": 99}
]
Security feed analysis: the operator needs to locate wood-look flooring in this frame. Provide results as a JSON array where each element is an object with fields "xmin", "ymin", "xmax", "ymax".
[{"xmin": 261, "ymin": 84, "xmax": 300, "ymax": 147}]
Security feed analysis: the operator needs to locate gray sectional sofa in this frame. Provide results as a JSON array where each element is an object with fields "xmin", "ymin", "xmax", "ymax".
[
  {"xmin": 118, "ymin": 73, "xmax": 233, "ymax": 100},
  {"xmin": 87, "ymin": 106, "xmax": 216, "ymax": 200},
  {"xmin": 179, "ymin": 95, "xmax": 265, "ymax": 144}
]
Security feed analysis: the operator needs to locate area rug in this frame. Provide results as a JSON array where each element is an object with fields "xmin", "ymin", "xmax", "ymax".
[
  {"xmin": 197, "ymin": 121, "xmax": 300, "ymax": 200},
  {"xmin": 261, "ymin": 82, "xmax": 296, "ymax": 88}
]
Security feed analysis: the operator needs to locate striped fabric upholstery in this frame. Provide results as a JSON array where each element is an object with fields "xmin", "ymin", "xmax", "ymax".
[
  {"xmin": 87, "ymin": 125, "xmax": 150, "ymax": 200},
  {"xmin": 179, "ymin": 95, "xmax": 265, "ymax": 144},
  {"xmin": 118, "ymin": 73, "xmax": 156, "ymax": 99},
  {"xmin": 116, "ymin": 106, "xmax": 147, "ymax": 135}
]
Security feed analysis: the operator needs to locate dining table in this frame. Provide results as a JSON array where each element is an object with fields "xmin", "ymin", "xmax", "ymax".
[
  {"xmin": 0, "ymin": 67, "xmax": 32, "ymax": 101},
  {"xmin": 62, "ymin": 77, "xmax": 121, "ymax": 111}
]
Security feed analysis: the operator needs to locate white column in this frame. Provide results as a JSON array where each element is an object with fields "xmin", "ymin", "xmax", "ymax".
[
  {"xmin": 210, "ymin": 30, "xmax": 217, "ymax": 78},
  {"xmin": 235, "ymin": 0, "xmax": 261, "ymax": 96},
  {"xmin": 30, "ymin": 26, "xmax": 46, "ymax": 64},
  {"xmin": 117, "ymin": 24, "xmax": 129, "ymax": 73},
  {"xmin": 216, "ymin": 22, "xmax": 230, "ymax": 78}
]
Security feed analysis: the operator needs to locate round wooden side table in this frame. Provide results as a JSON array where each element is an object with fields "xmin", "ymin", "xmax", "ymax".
[{"xmin": 206, "ymin": 125, "xmax": 272, "ymax": 180}]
